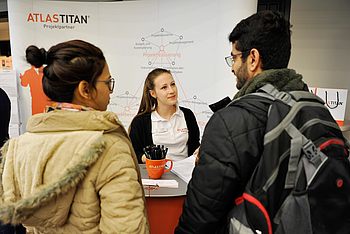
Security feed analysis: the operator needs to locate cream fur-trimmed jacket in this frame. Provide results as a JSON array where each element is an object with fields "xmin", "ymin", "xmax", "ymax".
[{"xmin": 0, "ymin": 110, "xmax": 149, "ymax": 233}]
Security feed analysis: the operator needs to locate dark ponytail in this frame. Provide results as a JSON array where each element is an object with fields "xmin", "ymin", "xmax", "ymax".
[{"xmin": 25, "ymin": 40, "xmax": 106, "ymax": 103}]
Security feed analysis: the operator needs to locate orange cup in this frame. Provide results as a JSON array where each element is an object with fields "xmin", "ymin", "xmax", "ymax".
[{"xmin": 145, "ymin": 158, "xmax": 173, "ymax": 179}]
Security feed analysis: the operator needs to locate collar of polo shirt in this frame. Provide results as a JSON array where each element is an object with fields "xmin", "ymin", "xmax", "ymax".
[{"xmin": 151, "ymin": 103, "xmax": 182, "ymax": 122}]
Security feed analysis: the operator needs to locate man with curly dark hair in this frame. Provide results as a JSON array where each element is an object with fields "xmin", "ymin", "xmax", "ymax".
[{"xmin": 176, "ymin": 10, "xmax": 309, "ymax": 234}]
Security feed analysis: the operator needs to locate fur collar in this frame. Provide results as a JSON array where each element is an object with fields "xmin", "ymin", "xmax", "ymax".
[{"xmin": 234, "ymin": 68, "xmax": 307, "ymax": 99}]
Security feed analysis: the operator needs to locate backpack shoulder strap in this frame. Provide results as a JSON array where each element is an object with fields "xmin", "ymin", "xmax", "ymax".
[
  {"xmin": 259, "ymin": 83, "xmax": 325, "ymax": 105},
  {"xmin": 257, "ymin": 84, "xmax": 331, "ymax": 190},
  {"xmin": 258, "ymin": 84, "xmax": 296, "ymax": 106},
  {"xmin": 289, "ymin": 91, "xmax": 325, "ymax": 104}
]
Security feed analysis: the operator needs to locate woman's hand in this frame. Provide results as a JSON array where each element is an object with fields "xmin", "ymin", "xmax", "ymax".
[{"xmin": 141, "ymin": 154, "xmax": 147, "ymax": 163}]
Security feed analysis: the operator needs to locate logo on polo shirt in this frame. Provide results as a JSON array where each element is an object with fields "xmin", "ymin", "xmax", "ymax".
[{"xmin": 177, "ymin": 128, "xmax": 188, "ymax": 133}]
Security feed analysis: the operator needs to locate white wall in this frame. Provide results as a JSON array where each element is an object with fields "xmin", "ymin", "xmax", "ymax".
[{"xmin": 289, "ymin": 0, "xmax": 350, "ymax": 121}]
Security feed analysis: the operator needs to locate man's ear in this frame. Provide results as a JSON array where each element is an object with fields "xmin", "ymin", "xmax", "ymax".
[
  {"xmin": 76, "ymin": 80, "xmax": 91, "ymax": 100},
  {"xmin": 248, "ymin": 48, "xmax": 262, "ymax": 72}
]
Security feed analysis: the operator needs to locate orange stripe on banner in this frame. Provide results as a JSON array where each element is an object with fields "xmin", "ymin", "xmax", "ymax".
[{"xmin": 336, "ymin": 120, "xmax": 344, "ymax": 126}]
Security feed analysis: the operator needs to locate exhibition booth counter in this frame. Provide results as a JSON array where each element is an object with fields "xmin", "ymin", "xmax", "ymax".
[{"xmin": 139, "ymin": 164, "xmax": 188, "ymax": 234}]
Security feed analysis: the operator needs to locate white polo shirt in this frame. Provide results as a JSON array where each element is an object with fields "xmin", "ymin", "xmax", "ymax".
[{"xmin": 151, "ymin": 106, "xmax": 188, "ymax": 161}]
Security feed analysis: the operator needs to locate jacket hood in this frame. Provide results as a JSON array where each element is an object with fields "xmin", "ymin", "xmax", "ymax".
[
  {"xmin": 27, "ymin": 110, "xmax": 125, "ymax": 134},
  {"xmin": 0, "ymin": 110, "xmax": 125, "ymax": 227}
]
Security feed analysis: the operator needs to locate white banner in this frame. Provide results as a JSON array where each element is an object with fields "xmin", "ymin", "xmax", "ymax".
[
  {"xmin": 8, "ymin": 0, "xmax": 257, "ymax": 134},
  {"xmin": 309, "ymin": 87, "xmax": 348, "ymax": 125}
]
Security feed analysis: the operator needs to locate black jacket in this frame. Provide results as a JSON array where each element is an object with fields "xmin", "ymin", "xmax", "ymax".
[
  {"xmin": 129, "ymin": 106, "xmax": 200, "ymax": 163},
  {"xmin": 176, "ymin": 69, "xmax": 309, "ymax": 233},
  {"xmin": 0, "ymin": 88, "xmax": 10, "ymax": 148},
  {"xmin": 176, "ymin": 96, "xmax": 270, "ymax": 233}
]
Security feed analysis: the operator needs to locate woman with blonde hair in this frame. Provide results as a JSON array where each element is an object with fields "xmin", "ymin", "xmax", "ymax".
[
  {"xmin": 0, "ymin": 40, "xmax": 149, "ymax": 233},
  {"xmin": 129, "ymin": 68, "xmax": 200, "ymax": 163}
]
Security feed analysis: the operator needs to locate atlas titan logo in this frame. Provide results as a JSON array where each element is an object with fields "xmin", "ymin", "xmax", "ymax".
[{"xmin": 27, "ymin": 12, "xmax": 89, "ymax": 24}]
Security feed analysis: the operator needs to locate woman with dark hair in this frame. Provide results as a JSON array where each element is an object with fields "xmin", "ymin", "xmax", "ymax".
[
  {"xmin": 0, "ymin": 40, "xmax": 149, "ymax": 233},
  {"xmin": 129, "ymin": 68, "xmax": 200, "ymax": 163}
]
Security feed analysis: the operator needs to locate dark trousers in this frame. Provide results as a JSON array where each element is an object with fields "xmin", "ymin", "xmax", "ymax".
[{"xmin": 0, "ymin": 224, "xmax": 26, "ymax": 234}]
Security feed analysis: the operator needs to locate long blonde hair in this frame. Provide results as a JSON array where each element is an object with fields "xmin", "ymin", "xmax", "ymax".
[{"xmin": 136, "ymin": 68, "xmax": 172, "ymax": 116}]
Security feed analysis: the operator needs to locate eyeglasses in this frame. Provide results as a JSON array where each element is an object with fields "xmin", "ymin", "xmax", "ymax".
[
  {"xmin": 224, "ymin": 50, "xmax": 250, "ymax": 67},
  {"xmin": 96, "ymin": 77, "xmax": 115, "ymax": 93}
]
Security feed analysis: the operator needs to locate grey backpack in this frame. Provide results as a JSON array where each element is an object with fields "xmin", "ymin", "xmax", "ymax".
[{"xmin": 227, "ymin": 84, "xmax": 350, "ymax": 234}]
